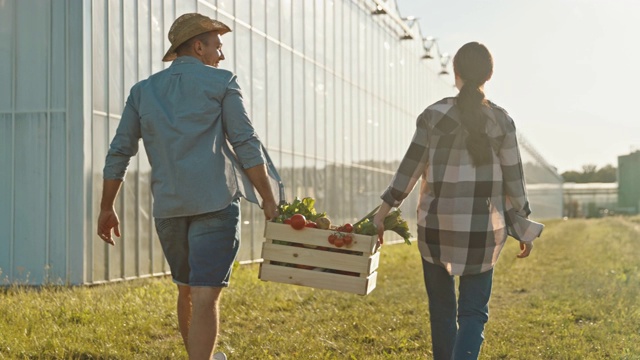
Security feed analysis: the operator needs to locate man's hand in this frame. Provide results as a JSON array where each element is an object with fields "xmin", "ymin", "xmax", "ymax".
[
  {"xmin": 262, "ymin": 200, "xmax": 279, "ymax": 220},
  {"xmin": 97, "ymin": 209, "xmax": 121, "ymax": 246},
  {"xmin": 517, "ymin": 241, "xmax": 533, "ymax": 258}
]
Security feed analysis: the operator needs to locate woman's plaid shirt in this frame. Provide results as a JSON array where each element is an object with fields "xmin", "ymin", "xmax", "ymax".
[{"xmin": 381, "ymin": 97, "xmax": 543, "ymax": 276}]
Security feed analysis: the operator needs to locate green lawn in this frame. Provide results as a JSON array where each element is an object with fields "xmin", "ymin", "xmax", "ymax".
[{"xmin": 1, "ymin": 217, "xmax": 639, "ymax": 359}]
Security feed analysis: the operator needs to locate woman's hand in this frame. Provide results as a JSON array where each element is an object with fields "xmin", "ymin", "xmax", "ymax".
[
  {"xmin": 372, "ymin": 215, "xmax": 385, "ymax": 249},
  {"xmin": 517, "ymin": 241, "xmax": 533, "ymax": 258},
  {"xmin": 372, "ymin": 202, "xmax": 393, "ymax": 250}
]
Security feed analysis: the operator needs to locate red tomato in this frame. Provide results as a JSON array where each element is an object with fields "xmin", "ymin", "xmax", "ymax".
[
  {"xmin": 343, "ymin": 235, "xmax": 353, "ymax": 245},
  {"xmin": 334, "ymin": 238, "xmax": 345, "ymax": 248},
  {"xmin": 290, "ymin": 214, "xmax": 307, "ymax": 230},
  {"xmin": 328, "ymin": 234, "xmax": 337, "ymax": 244},
  {"xmin": 342, "ymin": 223, "xmax": 353, "ymax": 233},
  {"xmin": 284, "ymin": 218, "xmax": 292, "ymax": 224},
  {"xmin": 305, "ymin": 221, "xmax": 318, "ymax": 228}
]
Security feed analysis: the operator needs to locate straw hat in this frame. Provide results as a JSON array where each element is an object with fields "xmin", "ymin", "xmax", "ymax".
[{"xmin": 162, "ymin": 13, "xmax": 231, "ymax": 62}]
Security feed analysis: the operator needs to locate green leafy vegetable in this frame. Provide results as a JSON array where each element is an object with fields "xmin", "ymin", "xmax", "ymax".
[
  {"xmin": 273, "ymin": 197, "xmax": 327, "ymax": 223},
  {"xmin": 354, "ymin": 207, "xmax": 412, "ymax": 245}
]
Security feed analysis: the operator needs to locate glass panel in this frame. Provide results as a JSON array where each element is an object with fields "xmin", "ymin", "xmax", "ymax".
[
  {"xmin": 333, "ymin": 78, "xmax": 344, "ymax": 165},
  {"xmin": 176, "ymin": 0, "xmax": 197, "ymax": 15},
  {"xmin": 251, "ymin": 0, "xmax": 265, "ymax": 33},
  {"xmin": 0, "ymin": 114, "xmax": 13, "ymax": 274},
  {"xmin": 304, "ymin": 60, "xmax": 316, "ymax": 166},
  {"xmin": 15, "ymin": 0, "xmax": 48, "ymax": 112},
  {"xmin": 314, "ymin": 67, "xmax": 325, "ymax": 161},
  {"xmin": 265, "ymin": 40, "xmax": 280, "ymax": 150},
  {"xmin": 150, "ymin": 0, "xmax": 164, "ymax": 73},
  {"xmin": 265, "ymin": 0, "xmax": 279, "ymax": 38},
  {"xmin": 280, "ymin": 49, "xmax": 292, "ymax": 152},
  {"xmin": 217, "ymin": 13, "xmax": 235, "ymax": 73},
  {"xmin": 303, "ymin": 0, "xmax": 314, "ymax": 58},
  {"xmin": 137, "ymin": 0, "xmax": 151, "ymax": 80},
  {"xmin": 235, "ymin": 25, "xmax": 251, "ymax": 108},
  {"xmin": 279, "ymin": 0, "xmax": 292, "ymax": 47},
  {"xmin": 108, "ymin": 0, "xmax": 124, "ymax": 114},
  {"xmin": 235, "ymin": 0, "xmax": 250, "ymax": 24},
  {"xmin": 251, "ymin": 32, "xmax": 266, "ymax": 141},
  {"xmin": 92, "ymin": 112, "xmax": 109, "ymax": 282},
  {"xmin": 122, "ymin": 0, "xmax": 137, "ymax": 91},
  {"xmin": 137, "ymin": 145, "xmax": 152, "ymax": 275},
  {"xmin": 14, "ymin": 113, "xmax": 48, "ymax": 283},
  {"xmin": 93, "ymin": 0, "xmax": 107, "ymax": 113},
  {"xmin": 123, "ymin": 144, "xmax": 139, "ymax": 279},
  {"xmin": 333, "ymin": 0, "xmax": 342, "ymax": 76},
  {"xmin": 48, "ymin": 112, "xmax": 67, "ymax": 282},
  {"xmin": 216, "ymin": 0, "xmax": 234, "ymax": 13},
  {"xmin": 314, "ymin": 0, "xmax": 324, "ymax": 65},
  {"xmin": 50, "ymin": 0, "xmax": 66, "ymax": 110},
  {"xmin": 0, "ymin": 0, "xmax": 13, "ymax": 112},
  {"xmin": 238, "ymin": 200, "xmax": 252, "ymax": 262},
  {"xmin": 324, "ymin": 0, "xmax": 334, "ymax": 69},
  {"xmin": 324, "ymin": 73, "xmax": 335, "ymax": 162}
]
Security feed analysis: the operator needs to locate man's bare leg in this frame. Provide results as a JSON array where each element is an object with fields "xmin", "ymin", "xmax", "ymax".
[
  {"xmin": 177, "ymin": 285, "xmax": 192, "ymax": 350},
  {"xmin": 188, "ymin": 286, "xmax": 223, "ymax": 360}
]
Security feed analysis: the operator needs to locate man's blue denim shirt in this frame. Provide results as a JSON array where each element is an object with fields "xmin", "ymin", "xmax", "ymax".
[{"xmin": 104, "ymin": 56, "xmax": 267, "ymax": 218}]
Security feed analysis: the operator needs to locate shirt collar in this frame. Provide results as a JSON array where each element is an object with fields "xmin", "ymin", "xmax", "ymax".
[{"xmin": 171, "ymin": 56, "xmax": 204, "ymax": 66}]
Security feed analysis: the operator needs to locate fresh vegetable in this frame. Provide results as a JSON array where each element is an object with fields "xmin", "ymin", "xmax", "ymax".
[
  {"xmin": 290, "ymin": 214, "xmax": 307, "ymax": 230},
  {"xmin": 337, "ymin": 223, "xmax": 353, "ymax": 233},
  {"xmin": 354, "ymin": 205, "xmax": 412, "ymax": 245},
  {"xmin": 305, "ymin": 221, "xmax": 318, "ymax": 228},
  {"xmin": 273, "ymin": 197, "xmax": 327, "ymax": 224},
  {"xmin": 327, "ymin": 234, "xmax": 337, "ymax": 244},
  {"xmin": 315, "ymin": 217, "xmax": 331, "ymax": 230}
]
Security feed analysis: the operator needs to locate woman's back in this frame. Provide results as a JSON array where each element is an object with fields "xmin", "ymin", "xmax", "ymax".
[{"xmin": 416, "ymin": 97, "xmax": 518, "ymax": 275}]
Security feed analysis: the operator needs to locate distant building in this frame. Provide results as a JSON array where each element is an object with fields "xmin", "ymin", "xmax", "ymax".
[
  {"xmin": 563, "ymin": 183, "xmax": 618, "ymax": 218},
  {"xmin": 618, "ymin": 151, "xmax": 640, "ymax": 214}
]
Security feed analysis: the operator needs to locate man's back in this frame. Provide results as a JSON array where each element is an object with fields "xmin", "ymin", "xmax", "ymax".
[{"xmin": 105, "ymin": 56, "xmax": 265, "ymax": 218}]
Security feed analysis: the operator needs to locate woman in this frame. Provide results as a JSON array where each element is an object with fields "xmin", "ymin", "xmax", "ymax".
[{"xmin": 373, "ymin": 42, "xmax": 543, "ymax": 360}]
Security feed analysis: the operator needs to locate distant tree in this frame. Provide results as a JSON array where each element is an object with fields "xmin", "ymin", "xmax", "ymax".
[
  {"xmin": 561, "ymin": 164, "xmax": 617, "ymax": 183},
  {"xmin": 594, "ymin": 164, "xmax": 617, "ymax": 182},
  {"xmin": 562, "ymin": 170, "xmax": 583, "ymax": 183}
]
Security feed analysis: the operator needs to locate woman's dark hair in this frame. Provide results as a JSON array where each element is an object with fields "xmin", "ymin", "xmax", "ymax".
[{"xmin": 453, "ymin": 42, "xmax": 494, "ymax": 167}]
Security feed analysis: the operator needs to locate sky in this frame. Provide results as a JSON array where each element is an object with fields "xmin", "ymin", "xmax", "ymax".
[{"xmin": 396, "ymin": 0, "xmax": 640, "ymax": 174}]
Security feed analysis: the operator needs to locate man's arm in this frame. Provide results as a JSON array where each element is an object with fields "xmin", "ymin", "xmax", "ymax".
[
  {"xmin": 97, "ymin": 179, "xmax": 123, "ymax": 246},
  {"xmin": 243, "ymin": 164, "xmax": 278, "ymax": 220}
]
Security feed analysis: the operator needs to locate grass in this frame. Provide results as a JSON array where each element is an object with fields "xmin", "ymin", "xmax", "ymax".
[{"xmin": 1, "ymin": 216, "xmax": 639, "ymax": 359}]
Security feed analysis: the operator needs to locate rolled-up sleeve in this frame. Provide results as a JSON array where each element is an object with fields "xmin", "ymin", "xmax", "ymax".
[
  {"xmin": 499, "ymin": 118, "xmax": 530, "ymax": 217},
  {"xmin": 221, "ymin": 75, "xmax": 265, "ymax": 169},
  {"xmin": 103, "ymin": 94, "xmax": 142, "ymax": 180},
  {"xmin": 381, "ymin": 113, "xmax": 430, "ymax": 207}
]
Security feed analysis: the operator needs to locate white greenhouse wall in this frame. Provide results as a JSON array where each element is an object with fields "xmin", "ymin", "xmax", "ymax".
[
  {"xmin": 0, "ymin": 0, "xmax": 88, "ymax": 285},
  {"xmin": 1, "ymin": 0, "xmax": 561, "ymax": 285}
]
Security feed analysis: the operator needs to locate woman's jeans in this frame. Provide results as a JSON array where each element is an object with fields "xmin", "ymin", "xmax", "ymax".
[{"xmin": 422, "ymin": 258, "xmax": 493, "ymax": 360}]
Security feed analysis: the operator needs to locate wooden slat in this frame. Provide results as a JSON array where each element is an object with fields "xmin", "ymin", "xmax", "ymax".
[
  {"xmin": 264, "ymin": 222, "xmax": 378, "ymax": 254},
  {"xmin": 259, "ymin": 263, "xmax": 377, "ymax": 295},
  {"xmin": 261, "ymin": 243, "xmax": 380, "ymax": 274}
]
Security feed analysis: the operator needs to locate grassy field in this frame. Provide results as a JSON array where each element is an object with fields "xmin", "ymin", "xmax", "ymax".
[{"xmin": 1, "ymin": 216, "xmax": 639, "ymax": 359}]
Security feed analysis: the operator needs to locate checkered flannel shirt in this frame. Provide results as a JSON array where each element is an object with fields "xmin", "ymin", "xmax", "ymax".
[{"xmin": 381, "ymin": 97, "xmax": 543, "ymax": 276}]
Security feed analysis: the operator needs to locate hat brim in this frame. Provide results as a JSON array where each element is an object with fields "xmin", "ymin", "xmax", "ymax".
[{"xmin": 162, "ymin": 45, "xmax": 179, "ymax": 62}]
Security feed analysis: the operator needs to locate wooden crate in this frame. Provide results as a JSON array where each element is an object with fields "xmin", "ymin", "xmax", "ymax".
[{"xmin": 259, "ymin": 222, "xmax": 380, "ymax": 295}]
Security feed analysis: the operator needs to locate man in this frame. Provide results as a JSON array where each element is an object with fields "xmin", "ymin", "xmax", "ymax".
[{"xmin": 97, "ymin": 13, "xmax": 279, "ymax": 360}]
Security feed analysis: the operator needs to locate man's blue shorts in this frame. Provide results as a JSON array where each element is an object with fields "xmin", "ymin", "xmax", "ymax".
[{"xmin": 154, "ymin": 199, "xmax": 240, "ymax": 287}]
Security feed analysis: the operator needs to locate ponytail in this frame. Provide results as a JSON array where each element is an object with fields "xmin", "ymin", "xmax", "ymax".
[{"xmin": 453, "ymin": 42, "xmax": 494, "ymax": 167}]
